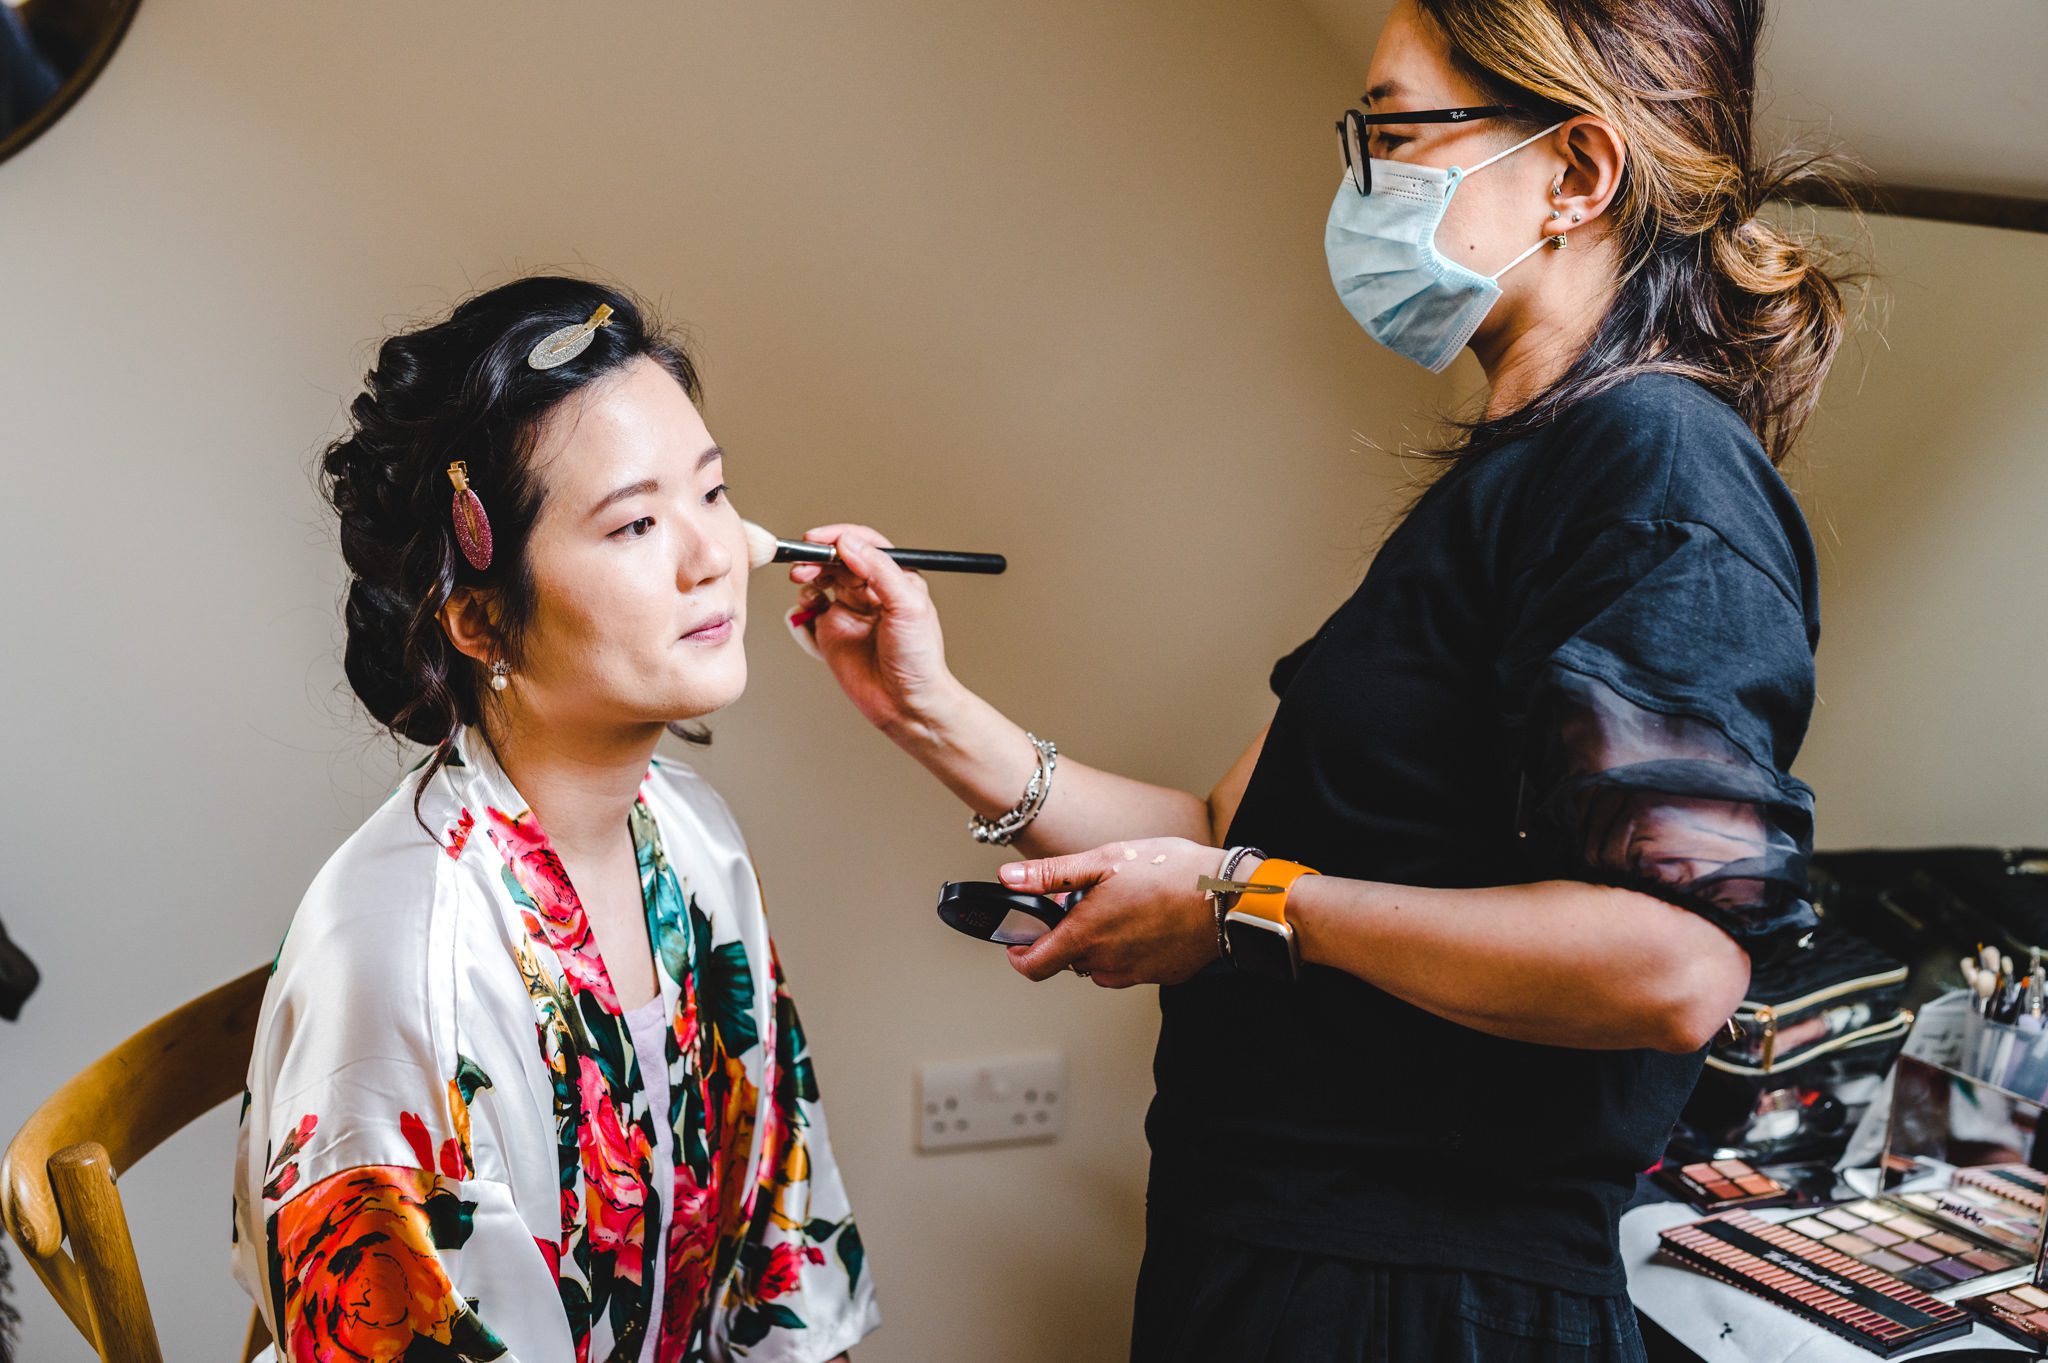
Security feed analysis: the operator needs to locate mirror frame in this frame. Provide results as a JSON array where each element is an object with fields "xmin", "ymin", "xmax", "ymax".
[{"xmin": 0, "ymin": 0, "xmax": 145, "ymax": 170}]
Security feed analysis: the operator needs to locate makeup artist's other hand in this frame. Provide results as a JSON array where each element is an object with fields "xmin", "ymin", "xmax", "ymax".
[
  {"xmin": 997, "ymin": 839, "xmax": 1223, "ymax": 988},
  {"xmin": 791, "ymin": 525, "xmax": 954, "ymax": 733}
]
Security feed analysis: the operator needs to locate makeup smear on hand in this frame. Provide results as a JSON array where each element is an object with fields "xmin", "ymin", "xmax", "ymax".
[{"xmin": 1658, "ymin": 1212, "xmax": 1972, "ymax": 1355}]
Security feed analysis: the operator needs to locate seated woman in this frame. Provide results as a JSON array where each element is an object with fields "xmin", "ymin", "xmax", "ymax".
[{"xmin": 230, "ymin": 276, "xmax": 879, "ymax": 1363}]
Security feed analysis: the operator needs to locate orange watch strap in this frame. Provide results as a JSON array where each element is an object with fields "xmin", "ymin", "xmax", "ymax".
[{"xmin": 1234, "ymin": 859, "xmax": 1319, "ymax": 927}]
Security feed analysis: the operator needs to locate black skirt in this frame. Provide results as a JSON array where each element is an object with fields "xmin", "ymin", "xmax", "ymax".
[{"xmin": 1131, "ymin": 1215, "xmax": 1648, "ymax": 1363}]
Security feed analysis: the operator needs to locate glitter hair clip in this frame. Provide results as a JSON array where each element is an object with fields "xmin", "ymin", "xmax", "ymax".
[
  {"xmin": 447, "ymin": 461, "xmax": 493, "ymax": 570},
  {"xmin": 526, "ymin": 303, "xmax": 614, "ymax": 370}
]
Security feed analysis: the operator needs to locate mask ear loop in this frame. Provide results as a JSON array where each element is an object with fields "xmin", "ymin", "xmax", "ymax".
[
  {"xmin": 1450, "ymin": 120, "xmax": 1570, "ymax": 283},
  {"xmin": 1456, "ymin": 120, "xmax": 1566, "ymax": 178},
  {"xmin": 1489, "ymin": 231, "xmax": 1569, "ymax": 281}
]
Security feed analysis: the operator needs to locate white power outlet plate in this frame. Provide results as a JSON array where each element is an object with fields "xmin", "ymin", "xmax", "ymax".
[{"xmin": 916, "ymin": 1053, "xmax": 1066, "ymax": 1151}]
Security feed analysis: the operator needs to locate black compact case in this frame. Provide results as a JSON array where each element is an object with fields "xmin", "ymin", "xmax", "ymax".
[{"xmin": 935, "ymin": 881, "xmax": 1073, "ymax": 946}]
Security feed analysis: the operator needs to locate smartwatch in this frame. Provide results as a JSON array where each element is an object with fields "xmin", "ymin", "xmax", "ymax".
[{"xmin": 1223, "ymin": 859, "xmax": 1319, "ymax": 981}]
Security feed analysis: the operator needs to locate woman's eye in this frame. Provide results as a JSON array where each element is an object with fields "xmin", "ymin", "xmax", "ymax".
[
  {"xmin": 705, "ymin": 483, "xmax": 730, "ymax": 506},
  {"xmin": 611, "ymin": 516, "xmax": 656, "ymax": 539},
  {"xmin": 1372, "ymin": 132, "xmax": 1409, "ymax": 154}
]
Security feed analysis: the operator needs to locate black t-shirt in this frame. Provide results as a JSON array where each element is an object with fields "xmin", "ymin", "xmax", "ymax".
[{"xmin": 1147, "ymin": 373, "xmax": 1822, "ymax": 1296}]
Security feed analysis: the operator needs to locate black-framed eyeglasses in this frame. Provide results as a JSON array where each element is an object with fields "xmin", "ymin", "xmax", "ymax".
[{"xmin": 1335, "ymin": 105, "xmax": 1521, "ymax": 196}]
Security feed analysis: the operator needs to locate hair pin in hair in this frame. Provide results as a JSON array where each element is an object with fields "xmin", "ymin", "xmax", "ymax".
[
  {"xmin": 447, "ymin": 461, "xmax": 493, "ymax": 570},
  {"xmin": 526, "ymin": 304, "xmax": 614, "ymax": 370}
]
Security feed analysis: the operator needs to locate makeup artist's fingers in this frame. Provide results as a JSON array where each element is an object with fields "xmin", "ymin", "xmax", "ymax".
[
  {"xmin": 834, "ymin": 536, "xmax": 933, "ymax": 616},
  {"xmin": 790, "ymin": 525, "xmax": 897, "ymax": 589},
  {"xmin": 1006, "ymin": 926, "xmax": 1088, "ymax": 983},
  {"xmin": 802, "ymin": 523, "xmax": 898, "ymax": 552},
  {"xmin": 996, "ymin": 848, "xmax": 1110, "ymax": 897},
  {"xmin": 1088, "ymin": 971, "xmax": 1140, "ymax": 989}
]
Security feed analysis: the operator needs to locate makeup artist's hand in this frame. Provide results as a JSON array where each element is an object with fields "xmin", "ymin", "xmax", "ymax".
[
  {"xmin": 790, "ymin": 524, "xmax": 955, "ymax": 733},
  {"xmin": 996, "ymin": 838, "xmax": 1224, "ymax": 988}
]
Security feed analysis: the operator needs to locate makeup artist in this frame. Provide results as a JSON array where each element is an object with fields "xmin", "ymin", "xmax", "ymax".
[{"xmin": 790, "ymin": 0, "xmax": 1852, "ymax": 1357}]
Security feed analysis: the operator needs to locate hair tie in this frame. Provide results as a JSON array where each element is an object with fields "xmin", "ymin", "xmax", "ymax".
[{"xmin": 447, "ymin": 461, "xmax": 493, "ymax": 570}]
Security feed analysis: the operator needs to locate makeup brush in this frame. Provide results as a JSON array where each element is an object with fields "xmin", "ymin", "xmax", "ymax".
[{"xmin": 741, "ymin": 520, "xmax": 1005, "ymax": 575}]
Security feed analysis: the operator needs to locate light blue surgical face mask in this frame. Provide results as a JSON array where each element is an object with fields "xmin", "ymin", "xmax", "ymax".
[{"xmin": 1324, "ymin": 122, "xmax": 1564, "ymax": 373}]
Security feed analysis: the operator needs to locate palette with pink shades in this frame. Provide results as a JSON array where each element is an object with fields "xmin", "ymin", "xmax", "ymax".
[
  {"xmin": 1654, "ymin": 1156, "xmax": 1798, "ymax": 1214},
  {"xmin": 1962, "ymin": 1281, "xmax": 2048, "ymax": 1346}
]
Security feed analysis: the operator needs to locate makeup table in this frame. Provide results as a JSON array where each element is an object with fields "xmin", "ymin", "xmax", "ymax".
[{"xmin": 1624, "ymin": 1198, "xmax": 2039, "ymax": 1360}]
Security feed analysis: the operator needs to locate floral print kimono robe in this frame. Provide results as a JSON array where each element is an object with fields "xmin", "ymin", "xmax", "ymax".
[{"xmin": 231, "ymin": 732, "xmax": 879, "ymax": 1362}]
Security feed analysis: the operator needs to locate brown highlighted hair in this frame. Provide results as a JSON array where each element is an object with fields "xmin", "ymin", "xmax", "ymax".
[{"xmin": 1417, "ymin": 0, "xmax": 1865, "ymax": 464}]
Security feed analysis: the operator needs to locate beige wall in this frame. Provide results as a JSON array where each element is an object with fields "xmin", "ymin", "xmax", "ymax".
[
  {"xmin": 2, "ymin": 3, "xmax": 2041, "ymax": 1361},
  {"xmin": 1788, "ymin": 211, "xmax": 2048, "ymax": 845}
]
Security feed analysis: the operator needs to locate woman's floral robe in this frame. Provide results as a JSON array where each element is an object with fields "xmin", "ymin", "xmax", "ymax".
[{"xmin": 231, "ymin": 731, "xmax": 878, "ymax": 1362}]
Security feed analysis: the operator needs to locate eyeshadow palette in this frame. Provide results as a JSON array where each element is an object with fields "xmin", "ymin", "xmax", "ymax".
[
  {"xmin": 1962, "ymin": 1282, "xmax": 2048, "ymax": 1346},
  {"xmin": 1953, "ymin": 1162, "xmax": 2048, "ymax": 1216},
  {"xmin": 1886, "ymin": 1183, "xmax": 2043, "ymax": 1256},
  {"xmin": 1659, "ymin": 1212, "xmax": 1973, "ymax": 1355},
  {"xmin": 1781, "ymin": 1198, "xmax": 2031, "ymax": 1293},
  {"xmin": 1655, "ymin": 1157, "xmax": 1797, "ymax": 1213}
]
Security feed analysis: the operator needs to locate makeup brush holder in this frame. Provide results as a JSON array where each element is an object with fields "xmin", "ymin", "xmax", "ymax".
[{"xmin": 1957, "ymin": 1010, "xmax": 2048, "ymax": 1104}]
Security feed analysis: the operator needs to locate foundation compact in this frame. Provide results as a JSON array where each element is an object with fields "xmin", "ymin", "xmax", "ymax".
[{"xmin": 935, "ymin": 882, "xmax": 1078, "ymax": 946}]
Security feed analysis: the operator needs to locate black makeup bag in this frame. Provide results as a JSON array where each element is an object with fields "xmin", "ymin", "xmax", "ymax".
[
  {"xmin": 1675, "ymin": 922, "xmax": 1912, "ymax": 1163},
  {"xmin": 1807, "ymin": 847, "xmax": 2048, "ymax": 969}
]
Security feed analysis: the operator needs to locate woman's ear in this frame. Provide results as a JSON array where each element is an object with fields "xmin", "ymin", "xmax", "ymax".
[
  {"xmin": 439, "ymin": 587, "xmax": 501, "ymax": 667},
  {"xmin": 1552, "ymin": 115, "xmax": 1626, "ymax": 234}
]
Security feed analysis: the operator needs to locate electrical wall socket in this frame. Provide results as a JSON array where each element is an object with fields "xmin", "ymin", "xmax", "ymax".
[{"xmin": 917, "ymin": 1053, "xmax": 1066, "ymax": 1152}]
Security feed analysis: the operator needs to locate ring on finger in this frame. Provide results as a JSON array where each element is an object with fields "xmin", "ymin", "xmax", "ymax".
[{"xmin": 1071, "ymin": 965, "xmax": 1092, "ymax": 978}]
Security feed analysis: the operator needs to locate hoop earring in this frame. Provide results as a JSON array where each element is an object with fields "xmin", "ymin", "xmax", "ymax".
[{"xmin": 489, "ymin": 659, "xmax": 510, "ymax": 692}]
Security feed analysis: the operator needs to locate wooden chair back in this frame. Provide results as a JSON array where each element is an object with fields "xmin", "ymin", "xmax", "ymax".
[{"xmin": 1, "ymin": 965, "xmax": 272, "ymax": 1362}]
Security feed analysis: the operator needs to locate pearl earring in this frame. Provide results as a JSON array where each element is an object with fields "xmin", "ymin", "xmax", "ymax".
[{"xmin": 489, "ymin": 659, "xmax": 510, "ymax": 692}]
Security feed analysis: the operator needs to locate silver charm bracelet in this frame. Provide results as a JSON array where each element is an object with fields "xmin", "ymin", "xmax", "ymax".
[
  {"xmin": 1211, "ymin": 846, "xmax": 1266, "ymax": 960},
  {"xmin": 969, "ymin": 732, "xmax": 1058, "ymax": 846}
]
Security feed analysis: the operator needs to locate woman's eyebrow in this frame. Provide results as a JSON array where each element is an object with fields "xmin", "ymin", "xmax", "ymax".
[
  {"xmin": 587, "ymin": 449, "xmax": 723, "ymax": 518},
  {"xmin": 590, "ymin": 478, "xmax": 660, "ymax": 518},
  {"xmin": 1363, "ymin": 79, "xmax": 1404, "ymax": 107}
]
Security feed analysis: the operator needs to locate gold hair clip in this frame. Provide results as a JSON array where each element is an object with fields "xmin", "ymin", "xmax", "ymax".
[{"xmin": 526, "ymin": 304, "xmax": 614, "ymax": 371}]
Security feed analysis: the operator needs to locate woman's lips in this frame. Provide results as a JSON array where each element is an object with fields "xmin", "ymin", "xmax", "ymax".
[{"xmin": 681, "ymin": 612, "xmax": 735, "ymax": 644}]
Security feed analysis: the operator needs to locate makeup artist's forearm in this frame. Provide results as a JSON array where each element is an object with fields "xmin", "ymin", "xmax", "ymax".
[
  {"xmin": 1285, "ymin": 876, "xmax": 1751, "ymax": 1054},
  {"xmin": 884, "ymin": 679, "xmax": 1213, "ymax": 853}
]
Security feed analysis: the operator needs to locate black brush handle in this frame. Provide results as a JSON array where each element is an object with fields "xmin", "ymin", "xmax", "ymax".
[{"xmin": 773, "ymin": 540, "xmax": 1006, "ymax": 574}]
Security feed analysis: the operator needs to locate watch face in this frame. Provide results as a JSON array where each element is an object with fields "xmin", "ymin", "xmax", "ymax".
[{"xmin": 1224, "ymin": 910, "xmax": 1300, "ymax": 980}]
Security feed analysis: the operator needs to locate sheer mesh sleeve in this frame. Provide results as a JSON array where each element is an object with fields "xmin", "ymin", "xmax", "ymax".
[{"xmin": 1506, "ymin": 518, "xmax": 1821, "ymax": 958}]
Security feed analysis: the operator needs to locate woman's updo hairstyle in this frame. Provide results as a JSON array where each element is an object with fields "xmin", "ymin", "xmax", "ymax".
[
  {"xmin": 322, "ymin": 275, "xmax": 706, "ymax": 790},
  {"xmin": 1416, "ymin": 0, "xmax": 1865, "ymax": 463}
]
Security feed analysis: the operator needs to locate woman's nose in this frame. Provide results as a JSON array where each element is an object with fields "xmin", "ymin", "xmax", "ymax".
[{"xmin": 679, "ymin": 521, "xmax": 734, "ymax": 586}]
